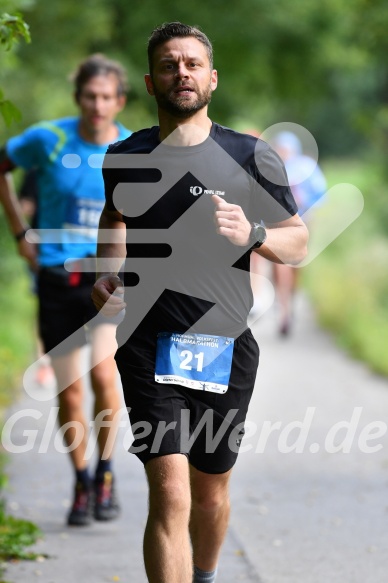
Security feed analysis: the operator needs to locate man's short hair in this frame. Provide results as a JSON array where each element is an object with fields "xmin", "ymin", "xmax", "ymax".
[
  {"xmin": 72, "ymin": 53, "xmax": 128, "ymax": 100},
  {"xmin": 147, "ymin": 22, "xmax": 214, "ymax": 74}
]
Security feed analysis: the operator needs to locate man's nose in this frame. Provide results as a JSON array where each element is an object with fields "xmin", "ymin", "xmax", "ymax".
[
  {"xmin": 175, "ymin": 63, "xmax": 189, "ymax": 78},
  {"xmin": 93, "ymin": 96, "xmax": 105, "ymax": 111}
]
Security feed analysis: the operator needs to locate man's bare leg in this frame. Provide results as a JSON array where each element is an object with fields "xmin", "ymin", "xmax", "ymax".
[
  {"xmin": 273, "ymin": 263, "xmax": 298, "ymax": 335},
  {"xmin": 144, "ymin": 454, "xmax": 192, "ymax": 583},
  {"xmin": 51, "ymin": 348, "xmax": 87, "ymax": 469},
  {"xmin": 89, "ymin": 323, "xmax": 121, "ymax": 460},
  {"xmin": 190, "ymin": 466, "xmax": 232, "ymax": 575},
  {"xmin": 52, "ymin": 348, "xmax": 93, "ymax": 525}
]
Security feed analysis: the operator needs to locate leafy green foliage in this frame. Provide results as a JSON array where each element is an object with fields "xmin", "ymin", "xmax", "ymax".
[
  {"xmin": 0, "ymin": 12, "xmax": 30, "ymax": 49},
  {"xmin": 0, "ymin": 217, "xmax": 35, "ymax": 409},
  {"xmin": 0, "ymin": 453, "xmax": 7, "ymax": 492},
  {"xmin": 303, "ymin": 158, "xmax": 388, "ymax": 376},
  {"xmin": 1, "ymin": 0, "xmax": 386, "ymax": 153},
  {"xmin": 0, "ymin": 11, "xmax": 30, "ymax": 126},
  {"xmin": 0, "ymin": 93, "xmax": 22, "ymax": 126}
]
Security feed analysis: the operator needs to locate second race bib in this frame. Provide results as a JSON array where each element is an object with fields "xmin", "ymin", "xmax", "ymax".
[{"xmin": 64, "ymin": 196, "xmax": 104, "ymax": 238}]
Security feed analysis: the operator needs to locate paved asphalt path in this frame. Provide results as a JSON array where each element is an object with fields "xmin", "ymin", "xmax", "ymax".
[{"xmin": 2, "ymin": 293, "xmax": 388, "ymax": 582}]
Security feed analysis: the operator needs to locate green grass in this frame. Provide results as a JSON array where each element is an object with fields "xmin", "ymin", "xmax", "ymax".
[
  {"xmin": 0, "ymin": 450, "xmax": 44, "ymax": 582},
  {"xmin": 0, "ymin": 502, "xmax": 42, "ymax": 562},
  {"xmin": 0, "ymin": 498, "xmax": 43, "ymax": 583},
  {"xmin": 303, "ymin": 157, "xmax": 388, "ymax": 376}
]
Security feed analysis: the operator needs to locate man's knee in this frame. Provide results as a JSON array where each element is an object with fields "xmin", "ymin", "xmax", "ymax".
[
  {"xmin": 191, "ymin": 488, "xmax": 229, "ymax": 514},
  {"xmin": 90, "ymin": 361, "xmax": 116, "ymax": 392},
  {"xmin": 151, "ymin": 477, "xmax": 190, "ymax": 515},
  {"xmin": 190, "ymin": 470, "xmax": 231, "ymax": 514},
  {"xmin": 58, "ymin": 381, "xmax": 83, "ymax": 412},
  {"xmin": 147, "ymin": 455, "xmax": 191, "ymax": 518}
]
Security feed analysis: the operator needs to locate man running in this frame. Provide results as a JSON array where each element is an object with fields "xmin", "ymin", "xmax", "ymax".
[
  {"xmin": 92, "ymin": 23, "xmax": 308, "ymax": 582},
  {"xmin": 0, "ymin": 54, "xmax": 131, "ymax": 526}
]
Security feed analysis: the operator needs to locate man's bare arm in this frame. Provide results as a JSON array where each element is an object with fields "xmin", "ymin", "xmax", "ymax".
[
  {"xmin": 212, "ymin": 194, "xmax": 308, "ymax": 265},
  {"xmin": 92, "ymin": 205, "xmax": 127, "ymax": 314},
  {"xmin": 255, "ymin": 214, "xmax": 308, "ymax": 265},
  {"xmin": 96, "ymin": 205, "xmax": 127, "ymax": 277},
  {"xmin": 0, "ymin": 169, "xmax": 38, "ymax": 270}
]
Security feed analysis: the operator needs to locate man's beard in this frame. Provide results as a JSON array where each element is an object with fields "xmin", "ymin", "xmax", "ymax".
[{"xmin": 153, "ymin": 81, "xmax": 213, "ymax": 118}]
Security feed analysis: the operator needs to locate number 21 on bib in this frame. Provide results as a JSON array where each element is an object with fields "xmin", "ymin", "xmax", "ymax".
[{"xmin": 155, "ymin": 332, "xmax": 234, "ymax": 394}]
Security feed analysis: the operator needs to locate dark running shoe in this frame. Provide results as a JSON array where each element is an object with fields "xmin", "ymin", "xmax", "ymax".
[
  {"xmin": 67, "ymin": 481, "xmax": 93, "ymax": 526},
  {"xmin": 94, "ymin": 471, "xmax": 120, "ymax": 521}
]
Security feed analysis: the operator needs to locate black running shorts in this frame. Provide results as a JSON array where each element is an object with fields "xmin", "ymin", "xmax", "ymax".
[
  {"xmin": 37, "ymin": 266, "xmax": 115, "ymax": 357},
  {"xmin": 115, "ymin": 329, "xmax": 260, "ymax": 474}
]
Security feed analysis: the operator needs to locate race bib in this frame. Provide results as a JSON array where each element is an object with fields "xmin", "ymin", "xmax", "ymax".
[
  {"xmin": 155, "ymin": 332, "xmax": 234, "ymax": 394},
  {"xmin": 64, "ymin": 196, "xmax": 104, "ymax": 238}
]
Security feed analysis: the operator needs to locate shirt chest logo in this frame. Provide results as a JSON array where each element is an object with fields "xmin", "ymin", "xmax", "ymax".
[{"xmin": 189, "ymin": 186, "xmax": 225, "ymax": 196}]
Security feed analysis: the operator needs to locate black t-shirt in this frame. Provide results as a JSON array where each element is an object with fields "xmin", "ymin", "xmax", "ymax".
[{"xmin": 103, "ymin": 123, "xmax": 297, "ymax": 364}]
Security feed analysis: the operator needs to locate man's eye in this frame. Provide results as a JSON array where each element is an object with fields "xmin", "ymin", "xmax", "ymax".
[{"xmin": 189, "ymin": 63, "xmax": 199, "ymax": 68}]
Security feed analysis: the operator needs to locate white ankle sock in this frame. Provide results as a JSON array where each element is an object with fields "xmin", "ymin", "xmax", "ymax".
[{"xmin": 193, "ymin": 565, "xmax": 218, "ymax": 583}]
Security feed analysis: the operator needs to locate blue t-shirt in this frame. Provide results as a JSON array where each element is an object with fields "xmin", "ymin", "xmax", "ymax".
[
  {"xmin": 284, "ymin": 155, "xmax": 326, "ymax": 216},
  {"xmin": 6, "ymin": 117, "xmax": 131, "ymax": 266}
]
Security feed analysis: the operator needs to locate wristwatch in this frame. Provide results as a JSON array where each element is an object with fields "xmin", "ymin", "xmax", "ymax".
[{"xmin": 249, "ymin": 222, "xmax": 267, "ymax": 249}]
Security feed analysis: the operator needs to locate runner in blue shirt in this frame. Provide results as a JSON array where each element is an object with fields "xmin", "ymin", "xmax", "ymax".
[
  {"xmin": 0, "ymin": 54, "xmax": 131, "ymax": 526},
  {"xmin": 272, "ymin": 131, "xmax": 327, "ymax": 335}
]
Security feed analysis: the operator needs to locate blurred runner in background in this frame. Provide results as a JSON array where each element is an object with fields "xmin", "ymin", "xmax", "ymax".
[
  {"xmin": 0, "ymin": 54, "xmax": 131, "ymax": 526},
  {"xmin": 272, "ymin": 131, "xmax": 326, "ymax": 335}
]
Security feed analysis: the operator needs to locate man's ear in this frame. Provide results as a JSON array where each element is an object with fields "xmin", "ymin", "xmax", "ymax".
[
  {"xmin": 211, "ymin": 69, "xmax": 218, "ymax": 92},
  {"xmin": 144, "ymin": 74, "xmax": 155, "ymax": 96},
  {"xmin": 116, "ymin": 94, "xmax": 126, "ymax": 112}
]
